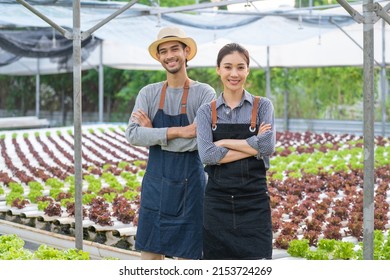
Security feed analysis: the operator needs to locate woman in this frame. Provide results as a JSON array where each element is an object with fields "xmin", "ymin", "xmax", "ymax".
[{"xmin": 196, "ymin": 43, "xmax": 276, "ymax": 260}]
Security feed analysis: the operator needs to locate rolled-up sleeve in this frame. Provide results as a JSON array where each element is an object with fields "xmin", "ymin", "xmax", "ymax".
[
  {"xmin": 125, "ymin": 124, "xmax": 168, "ymax": 147},
  {"xmin": 196, "ymin": 104, "xmax": 228, "ymax": 165}
]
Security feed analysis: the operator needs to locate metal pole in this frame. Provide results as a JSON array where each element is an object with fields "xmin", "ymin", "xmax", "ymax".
[
  {"xmin": 283, "ymin": 68, "xmax": 289, "ymax": 131},
  {"xmin": 330, "ymin": 17, "xmax": 381, "ymax": 66},
  {"xmin": 363, "ymin": 0, "xmax": 375, "ymax": 260},
  {"xmin": 266, "ymin": 45, "xmax": 271, "ymax": 99},
  {"xmin": 82, "ymin": 0, "xmax": 139, "ymax": 39},
  {"xmin": 381, "ymin": 19, "xmax": 387, "ymax": 136},
  {"xmin": 73, "ymin": 0, "xmax": 83, "ymax": 250},
  {"xmin": 35, "ymin": 59, "xmax": 40, "ymax": 118},
  {"xmin": 16, "ymin": 0, "xmax": 72, "ymax": 39},
  {"xmin": 99, "ymin": 41, "xmax": 104, "ymax": 123}
]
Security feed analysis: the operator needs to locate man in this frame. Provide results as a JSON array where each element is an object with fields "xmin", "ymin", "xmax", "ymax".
[{"xmin": 125, "ymin": 26, "xmax": 216, "ymax": 260}]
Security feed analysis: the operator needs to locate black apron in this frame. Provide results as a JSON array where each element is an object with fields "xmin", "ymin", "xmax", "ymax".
[
  {"xmin": 203, "ymin": 97, "xmax": 272, "ymax": 260},
  {"xmin": 135, "ymin": 80, "xmax": 205, "ymax": 259}
]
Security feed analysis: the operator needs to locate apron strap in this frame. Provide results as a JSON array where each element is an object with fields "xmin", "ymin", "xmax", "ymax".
[
  {"xmin": 211, "ymin": 100, "xmax": 217, "ymax": 131},
  {"xmin": 180, "ymin": 79, "xmax": 190, "ymax": 114},
  {"xmin": 250, "ymin": 96, "xmax": 260, "ymax": 132},
  {"xmin": 211, "ymin": 96, "xmax": 260, "ymax": 132},
  {"xmin": 159, "ymin": 79, "xmax": 190, "ymax": 115},
  {"xmin": 159, "ymin": 82, "xmax": 168, "ymax": 110}
]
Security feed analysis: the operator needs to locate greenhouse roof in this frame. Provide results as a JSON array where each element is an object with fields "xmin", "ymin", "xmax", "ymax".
[{"xmin": 0, "ymin": 0, "xmax": 389, "ymax": 75}]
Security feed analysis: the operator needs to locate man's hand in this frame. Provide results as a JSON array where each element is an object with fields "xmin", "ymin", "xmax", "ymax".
[
  {"xmin": 181, "ymin": 123, "xmax": 197, "ymax": 138},
  {"xmin": 131, "ymin": 109, "xmax": 153, "ymax": 128}
]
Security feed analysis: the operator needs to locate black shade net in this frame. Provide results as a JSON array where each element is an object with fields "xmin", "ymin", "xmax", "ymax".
[{"xmin": 0, "ymin": 27, "xmax": 101, "ymax": 71}]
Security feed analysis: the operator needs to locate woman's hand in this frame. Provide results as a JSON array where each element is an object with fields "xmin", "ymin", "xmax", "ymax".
[
  {"xmin": 258, "ymin": 122, "xmax": 271, "ymax": 135},
  {"xmin": 215, "ymin": 122, "xmax": 271, "ymax": 148}
]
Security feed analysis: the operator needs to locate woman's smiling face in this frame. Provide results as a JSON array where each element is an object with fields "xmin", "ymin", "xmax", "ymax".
[{"xmin": 217, "ymin": 51, "xmax": 250, "ymax": 94}]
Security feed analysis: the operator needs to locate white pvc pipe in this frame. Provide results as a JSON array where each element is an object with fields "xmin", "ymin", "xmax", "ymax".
[{"xmin": 0, "ymin": 219, "xmax": 141, "ymax": 260}]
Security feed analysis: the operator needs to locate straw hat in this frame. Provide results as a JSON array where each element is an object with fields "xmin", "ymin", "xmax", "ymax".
[{"xmin": 148, "ymin": 26, "xmax": 197, "ymax": 61}]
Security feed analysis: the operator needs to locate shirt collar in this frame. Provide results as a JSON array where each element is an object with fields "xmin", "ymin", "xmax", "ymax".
[{"xmin": 215, "ymin": 90, "xmax": 253, "ymax": 109}]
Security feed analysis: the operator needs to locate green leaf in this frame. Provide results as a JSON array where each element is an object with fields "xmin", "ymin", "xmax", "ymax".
[{"xmin": 287, "ymin": 239, "xmax": 310, "ymax": 258}]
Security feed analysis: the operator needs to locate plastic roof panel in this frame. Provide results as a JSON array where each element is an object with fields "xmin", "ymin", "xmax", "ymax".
[{"xmin": 0, "ymin": 0, "xmax": 389, "ymax": 74}]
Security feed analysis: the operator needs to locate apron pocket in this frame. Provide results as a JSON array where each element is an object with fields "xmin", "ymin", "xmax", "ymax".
[
  {"xmin": 234, "ymin": 194, "xmax": 271, "ymax": 229},
  {"xmin": 140, "ymin": 174, "xmax": 161, "ymax": 211},
  {"xmin": 212, "ymin": 160, "xmax": 250, "ymax": 186},
  {"xmin": 160, "ymin": 177, "xmax": 187, "ymax": 217},
  {"xmin": 204, "ymin": 196, "xmax": 234, "ymax": 230}
]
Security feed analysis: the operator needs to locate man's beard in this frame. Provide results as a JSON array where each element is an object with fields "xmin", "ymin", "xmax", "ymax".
[
  {"xmin": 166, "ymin": 67, "xmax": 181, "ymax": 74},
  {"xmin": 164, "ymin": 58, "xmax": 182, "ymax": 74}
]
